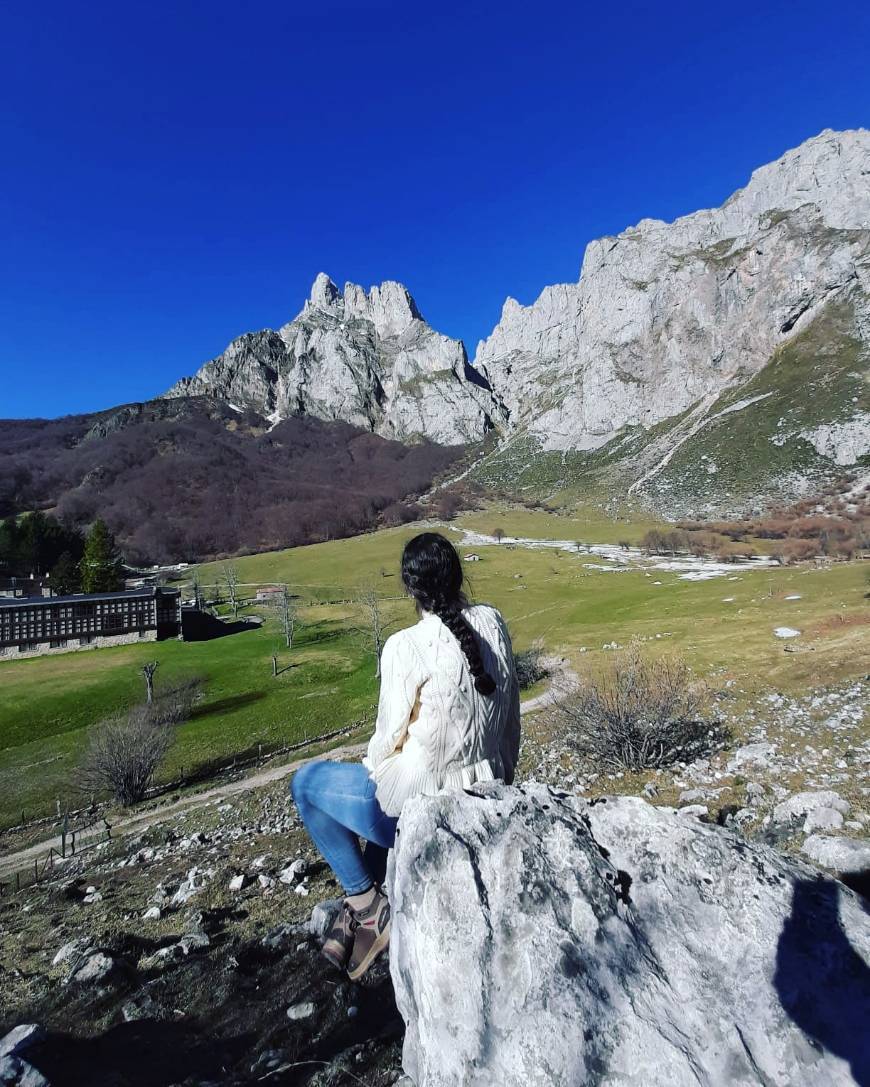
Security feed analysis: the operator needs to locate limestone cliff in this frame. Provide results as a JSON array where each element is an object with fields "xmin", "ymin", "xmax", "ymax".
[
  {"xmin": 165, "ymin": 274, "xmax": 500, "ymax": 445},
  {"xmin": 470, "ymin": 128, "xmax": 870, "ymax": 512}
]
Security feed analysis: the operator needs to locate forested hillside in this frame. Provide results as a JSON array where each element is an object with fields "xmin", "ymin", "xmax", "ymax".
[{"xmin": 0, "ymin": 397, "xmax": 465, "ymax": 564}]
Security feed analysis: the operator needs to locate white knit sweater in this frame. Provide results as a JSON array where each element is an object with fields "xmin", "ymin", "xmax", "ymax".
[{"xmin": 362, "ymin": 603, "xmax": 521, "ymax": 817}]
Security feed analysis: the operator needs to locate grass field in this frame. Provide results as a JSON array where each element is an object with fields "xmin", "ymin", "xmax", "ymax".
[{"xmin": 1, "ymin": 502, "xmax": 867, "ymax": 831}]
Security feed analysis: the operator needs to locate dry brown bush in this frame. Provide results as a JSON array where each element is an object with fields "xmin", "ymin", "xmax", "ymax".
[
  {"xmin": 80, "ymin": 678, "xmax": 203, "ymax": 805},
  {"xmin": 547, "ymin": 643, "xmax": 727, "ymax": 772},
  {"xmin": 779, "ymin": 538, "xmax": 822, "ymax": 563}
]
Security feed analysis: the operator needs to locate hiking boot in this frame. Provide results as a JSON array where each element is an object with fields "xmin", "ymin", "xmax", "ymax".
[
  {"xmin": 346, "ymin": 888, "xmax": 391, "ymax": 980},
  {"xmin": 321, "ymin": 902, "xmax": 355, "ymax": 970}
]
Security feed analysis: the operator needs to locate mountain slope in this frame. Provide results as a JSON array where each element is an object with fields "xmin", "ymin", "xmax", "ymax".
[
  {"xmin": 470, "ymin": 128, "xmax": 870, "ymax": 512},
  {"xmin": 0, "ymin": 398, "xmax": 466, "ymax": 563},
  {"xmin": 165, "ymin": 274, "xmax": 501, "ymax": 444}
]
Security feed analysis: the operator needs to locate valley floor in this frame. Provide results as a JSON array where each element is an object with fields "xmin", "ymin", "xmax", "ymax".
[
  {"xmin": 0, "ymin": 502, "xmax": 867, "ymax": 1084},
  {"xmin": 1, "ymin": 503, "xmax": 867, "ymax": 833}
]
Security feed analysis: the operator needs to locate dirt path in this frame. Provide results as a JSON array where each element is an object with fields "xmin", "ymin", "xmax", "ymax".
[
  {"xmin": 0, "ymin": 741, "xmax": 368, "ymax": 880},
  {"xmin": 0, "ymin": 689, "xmax": 556, "ymax": 881}
]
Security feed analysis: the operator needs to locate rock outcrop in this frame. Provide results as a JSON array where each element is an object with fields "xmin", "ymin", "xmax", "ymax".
[
  {"xmin": 165, "ymin": 274, "xmax": 500, "ymax": 444},
  {"xmin": 389, "ymin": 782, "xmax": 870, "ymax": 1086},
  {"xmin": 475, "ymin": 129, "xmax": 869, "ymax": 449},
  {"xmin": 470, "ymin": 129, "xmax": 870, "ymax": 512}
]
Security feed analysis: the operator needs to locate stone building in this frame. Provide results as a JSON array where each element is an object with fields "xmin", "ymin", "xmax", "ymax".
[{"xmin": 0, "ymin": 587, "xmax": 182, "ymax": 659}]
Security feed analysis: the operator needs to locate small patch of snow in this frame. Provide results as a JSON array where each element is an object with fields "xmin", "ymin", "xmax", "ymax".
[{"xmin": 774, "ymin": 627, "xmax": 801, "ymax": 639}]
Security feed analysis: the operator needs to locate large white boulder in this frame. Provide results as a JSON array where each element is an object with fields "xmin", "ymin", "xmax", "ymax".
[{"xmin": 389, "ymin": 782, "xmax": 870, "ymax": 1087}]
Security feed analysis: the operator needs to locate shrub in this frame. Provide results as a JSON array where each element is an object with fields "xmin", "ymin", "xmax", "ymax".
[
  {"xmin": 80, "ymin": 706, "xmax": 175, "ymax": 806},
  {"xmin": 79, "ymin": 678, "xmax": 203, "ymax": 805},
  {"xmin": 514, "ymin": 643, "xmax": 549, "ymax": 690},
  {"xmin": 780, "ymin": 538, "xmax": 821, "ymax": 563},
  {"xmin": 548, "ymin": 643, "xmax": 726, "ymax": 771}
]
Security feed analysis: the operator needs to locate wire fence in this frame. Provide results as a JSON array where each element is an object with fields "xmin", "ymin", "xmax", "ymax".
[{"xmin": 0, "ymin": 714, "xmax": 372, "ymax": 898}]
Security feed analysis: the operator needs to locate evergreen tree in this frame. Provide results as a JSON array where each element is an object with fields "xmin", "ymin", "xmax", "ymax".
[
  {"xmin": 51, "ymin": 551, "xmax": 81, "ymax": 594},
  {"xmin": 0, "ymin": 516, "xmax": 21, "ymax": 572},
  {"xmin": 80, "ymin": 520, "xmax": 123, "ymax": 593},
  {"xmin": 20, "ymin": 511, "xmax": 50, "ymax": 573}
]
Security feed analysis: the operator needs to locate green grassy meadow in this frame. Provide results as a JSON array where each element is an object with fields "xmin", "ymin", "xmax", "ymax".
[{"xmin": 1, "ymin": 503, "xmax": 867, "ymax": 830}]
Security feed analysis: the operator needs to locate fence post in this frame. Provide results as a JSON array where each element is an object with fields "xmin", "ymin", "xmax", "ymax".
[{"xmin": 61, "ymin": 813, "xmax": 68, "ymax": 859}]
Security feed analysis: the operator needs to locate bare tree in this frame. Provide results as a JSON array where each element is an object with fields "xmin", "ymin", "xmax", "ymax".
[
  {"xmin": 79, "ymin": 678, "xmax": 203, "ymax": 806},
  {"xmin": 278, "ymin": 584, "xmax": 298, "ymax": 650},
  {"xmin": 190, "ymin": 570, "xmax": 204, "ymax": 610},
  {"xmin": 222, "ymin": 562, "xmax": 241, "ymax": 618},
  {"xmin": 547, "ymin": 642, "xmax": 726, "ymax": 772},
  {"xmin": 80, "ymin": 706, "xmax": 174, "ymax": 806},
  {"xmin": 493, "ymin": 527, "xmax": 506, "ymax": 544},
  {"xmin": 142, "ymin": 661, "xmax": 158, "ymax": 704},
  {"xmin": 354, "ymin": 586, "xmax": 393, "ymax": 677}
]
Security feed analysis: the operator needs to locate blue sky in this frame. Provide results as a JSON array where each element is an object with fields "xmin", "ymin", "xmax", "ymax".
[{"xmin": 2, "ymin": 0, "xmax": 869, "ymax": 419}]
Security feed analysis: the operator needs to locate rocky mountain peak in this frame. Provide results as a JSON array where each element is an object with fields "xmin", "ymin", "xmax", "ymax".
[
  {"xmin": 306, "ymin": 271, "xmax": 341, "ymax": 313},
  {"xmin": 298, "ymin": 273, "xmax": 423, "ymax": 340},
  {"xmin": 165, "ymin": 275, "xmax": 497, "ymax": 444}
]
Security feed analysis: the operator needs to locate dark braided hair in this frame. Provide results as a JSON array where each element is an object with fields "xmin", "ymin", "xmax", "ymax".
[{"xmin": 400, "ymin": 532, "xmax": 496, "ymax": 697}]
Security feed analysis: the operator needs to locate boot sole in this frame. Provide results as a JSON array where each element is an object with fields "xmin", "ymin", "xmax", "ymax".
[{"xmin": 346, "ymin": 919, "xmax": 391, "ymax": 980}]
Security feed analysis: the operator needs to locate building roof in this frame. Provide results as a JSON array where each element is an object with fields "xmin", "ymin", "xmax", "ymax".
[{"xmin": 0, "ymin": 586, "xmax": 180, "ymax": 609}]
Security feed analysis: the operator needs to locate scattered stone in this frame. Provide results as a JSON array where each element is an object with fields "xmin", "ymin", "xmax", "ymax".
[
  {"xmin": 228, "ymin": 874, "xmax": 247, "ymax": 892},
  {"xmin": 803, "ymin": 808, "xmax": 845, "ymax": 834},
  {"xmin": 728, "ymin": 742, "xmax": 775, "ymax": 770},
  {"xmin": 642, "ymin": 782, "xmax": 658, "ymax": 799},
  {"xmin": 294, "ymin": 884, "xmax": 309, "ymax": 897},
  {"xmin": 179, "ymin": 932, "xmax": 210, "ymax": 955},
  {"xmin": 0, "ymin": 1026, "xmax": 44, "ymax": 1060},
  {"xmin": 68, "ymin": 951, "xmax": 115, "ymax": 985},
  {"xmin": 677, "ymin": 804, "xmax": 708, "ymax": 818},
  {"xmin": 802, "ymin": 835, "xmax": 870, "ymax": 874},
  {"xmin": 773, "ymin": 791, "xmax": 850, "ymax": 826},
  {"xmin": 286, "ymin": 1001, "xmax": 316, "ymax": 1021},
  {"xmin": 122, "ymin": 994, "xmax": 159, "ymax": 1022},
  {"xmin": 52, "ymin": 941, "xmax": 87, "ymax": 967},
  {"xmin": 278, "ymin": 859, "xmax": 308, "ymax": 885},
  {"xmin": 0, "ymin": 1055, "xmax": 50, "ymax": 1087},
  {"xmin": 142, "ymin": 906, "xmax": 161, "ymax": 921},
  {"xmin": 258, "ymin": 874, "xmax": 275, "ymax": 889},
  {"xmin": 309, "ymin": 899, "xmax": 343, "ymax": 940}
]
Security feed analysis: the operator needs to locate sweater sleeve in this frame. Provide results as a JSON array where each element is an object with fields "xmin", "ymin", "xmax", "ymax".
[
  {"xmin": 498, "ymin": 624, "xmax": 522, "ymax": 786},
  {"xmin": 363, "ymin": 632, "xmax": 422, "ymax": 772}
]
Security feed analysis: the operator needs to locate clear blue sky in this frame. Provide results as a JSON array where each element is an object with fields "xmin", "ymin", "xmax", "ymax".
[{"xmin": 2, "ymin": 0, "xmax": 869, "ymax": 419}]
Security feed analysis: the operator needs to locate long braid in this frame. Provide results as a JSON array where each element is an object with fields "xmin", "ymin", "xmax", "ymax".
[{"xmin": 403, "ymin": 572, "xmax": 496, "ymax": 697}]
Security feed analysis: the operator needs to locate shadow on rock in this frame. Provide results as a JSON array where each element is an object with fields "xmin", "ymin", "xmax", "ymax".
[{"xmin": 774, "ymin": 877, "xmax": 870, "ymax": 1086}]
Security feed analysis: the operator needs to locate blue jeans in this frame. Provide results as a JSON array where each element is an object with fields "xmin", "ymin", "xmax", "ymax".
[{"xmin": 290, "ymin": 760, "xmax": 398, "ymax": 895}]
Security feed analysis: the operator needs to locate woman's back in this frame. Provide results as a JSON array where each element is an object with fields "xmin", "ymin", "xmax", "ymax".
[{"xmin": 363, "ymin": 602, "xmax": 521, "ymax": 816}]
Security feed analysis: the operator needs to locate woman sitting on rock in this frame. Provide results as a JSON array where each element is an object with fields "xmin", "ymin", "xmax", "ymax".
[{"xmin": 291, "ymin": 531, "xmax": 521, "ymax": 979}]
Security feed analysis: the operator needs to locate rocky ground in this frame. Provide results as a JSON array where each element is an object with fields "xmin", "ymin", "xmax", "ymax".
[
  {"xmin": 526, "ymin": 676, "xmax": 870, "ymax": 892},
  {"xmin": 0, "ymin": 676, "xmax": 867, "ymax": 1085},
  {"xmin": 0, "ymin": 784, "xmax": 404, "ymax": 1086}
]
